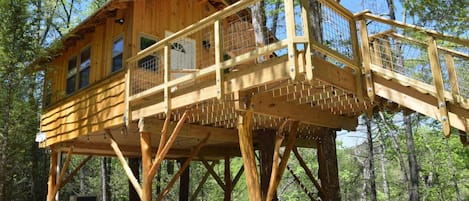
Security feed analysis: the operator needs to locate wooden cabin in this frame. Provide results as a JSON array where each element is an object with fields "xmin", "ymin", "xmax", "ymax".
[{"xmin": 38, "ymin": 0, "xmax": 469, "ymax": 200}]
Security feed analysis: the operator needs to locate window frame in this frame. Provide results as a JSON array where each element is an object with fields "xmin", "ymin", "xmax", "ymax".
[
  {"xmin": 111, "ymin": 35, "xmax": 124, "ymax": 73},
  {"xmin": 65, "ymin": 45, "xmax": 92, "ymax": 95},
  {"xmin": 138, "ymin": 33, "xmax": 159, "ymax": 72}
]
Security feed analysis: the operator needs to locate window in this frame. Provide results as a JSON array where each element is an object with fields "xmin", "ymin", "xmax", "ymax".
[
  {"xmin": 138, "ymin": 36, "xmax": 158, "ymax": 72},
  {"xmin": 79, "ymin": 47, "xmax": 91, "ymax": 89},
  {"xmin": 165, "ymin": 31, "xmax": 196, "ymax": 71},
  {"xmin": 66, "ymin": 57, "xmax": 77, "ymax": 94},
  {"xmin": 65, "ymin": 46, "xmax": 91, "ymax": 95},
  {"xmin": 111, "ymin": 37, "xmax": 124, "ymax": 72}
]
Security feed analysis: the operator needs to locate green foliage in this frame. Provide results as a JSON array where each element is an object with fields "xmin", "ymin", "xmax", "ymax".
[{"xmin": 404, "ymin": 0, "xmax": 469, "ymax": 36}]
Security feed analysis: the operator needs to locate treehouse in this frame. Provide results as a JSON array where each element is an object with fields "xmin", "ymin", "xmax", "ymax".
[{"xmin": 37, "ymin": 0, "xmax": 469, "ymax": 200}]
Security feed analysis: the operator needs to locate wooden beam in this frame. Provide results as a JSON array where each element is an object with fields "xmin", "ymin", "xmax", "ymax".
[
  {"xmin": 427, "ymin": 36, "xmax": 451, "ymax": 136},
  {"xmin": 46, "ymin": 150, "xmax": 58, "ymax": 201},
  {"xmin": 284, "ymin": 0, "xmax": 299, "ymax": 80},
  {"xmin": 266, "ymin": 121, "xmax": 299, "ymax": 201},
  {"xmin": 444, "ymin": 54, "xmax": 460, "ymax": 102},
  {"xmin": 53, "ymin": 146, "xmax": 74, "ymax": 197},
  {"xmin": 201, "ymin": 158, "xmax": 226, "ymax": 191},
  {"xmin": 250, "ymin": 91, "xmax": 357, "ymax": 130},
  {"xmin": 232, "ymin": 165, "xmax": 245, "ymax": 188},
  {"xmin": 106, "ymin": 130, "xmax": 143, "ymax": 199},
  {"xmin": 139, "ymin": 129, "xmax": 152, "ymax": 201},
  {"xmin": 286, "ymin": 165, "xmax": 317, "ymax": 201},
  {"xmin": 359, "ymin": 19, "xmax": 375, "ymax": 101},
  {"xmin": 58, "ymin": 156, "xmax": 93, "ymax": 190},
  {"xmin": 164, "ymin": 45, "xmax": 171, "ymax": 114},
  {"xmin": 299, "ymin": 0, "xmax": 314, "ymax": 81},
  {"xmin": 149, "ymin": 111, "xmax": 189, "ymax": 179},
  {"xmin": 214, "ymin": 19, "xmax": 224, "ymax": 100},
  {"xmin": 156, "ymin": 135, "xmax": 208, "ymax": 201},
  {"xmin": 189, "ymin": 163, "xmax": 214, "ymax": 201},
  {"xmin": 237, "ymin": 111, "xmax": 262, "ymax": 201}
]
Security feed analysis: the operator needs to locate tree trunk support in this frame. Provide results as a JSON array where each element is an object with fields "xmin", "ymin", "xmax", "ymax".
[
  {"xmin": 128, "ymin": 158, "xmax": 140, "ymax": 201},
  {"xmin": 266, "ymin": 121, "xmax": 299, "ymax": 201},
  {"xmin": 237, "ymin": 111, "xmax": 262, "ymax": 201},
  {"xmin": 46, "ymin": 150, "xmax": 58, "ymax": 201},
  {"xmin": 317, "ymin": 128, "xmax": 341, "ymax": 201},
  {"xmin": 156, "ymin": 135, "xmax": 209, "ymax": 201}
]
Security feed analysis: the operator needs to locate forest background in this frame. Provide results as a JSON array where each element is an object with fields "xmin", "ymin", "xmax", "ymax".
[{"xmin": 0, "ymin": 0, "xmax": 467, "ymax": 200}]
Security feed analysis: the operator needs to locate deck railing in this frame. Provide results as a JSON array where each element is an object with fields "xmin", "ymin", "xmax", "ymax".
[{"xmin": 126, "ymin": 0, "xmax": 361, "ymax": 117}]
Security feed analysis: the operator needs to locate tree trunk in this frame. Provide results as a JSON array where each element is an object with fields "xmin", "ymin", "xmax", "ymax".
[
  {"xmin": 404, "ymin": 111, "xmax": 419, "ymax": 201},
  {"xmin": 378, "ymin": 111, "xmax": 409, "ymax": 187},
  {"xmin": 444, "ymin": 138, "xmax": 461, "ymax": 201},
  {"xmin": 251, "ymin": 1, "xmax": 267, "ymax": 63},
  {"xmin": 365, "ymin": 116, "xmax": 377, "ymax": 201},
  {"xmin": 378, "ymin": 130, "xmax": 391, "ymax": 201},
  {"xmin": 309, "ymin": 0, "xmax": 323, "ymax": 43}
]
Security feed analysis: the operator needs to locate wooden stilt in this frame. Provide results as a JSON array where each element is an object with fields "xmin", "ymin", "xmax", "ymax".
[
  {"xmin": 224, "ymin": 155, "xmax": 232, "ymax": 201},
  {"xmin": 201, "ymin": 158, "xmax": 226, "ymax": 191},
  {"xmin": 156, "ymin": 136, "xmax": 208, "ymax": 201},
  {"xmin": 59, "ymin": 156, "xmax": 93, "ymax": 190},
  {"xmin": 52, "ymin": 146, "xmax": 74, "ymax": 197},
  {"xmin": 47, "ymin": 150, "xmax": 58, "ymax": 201},
  {"xmin": 237, "ymin": 111, "xmax": 262, "ymax": 201},
  {"xmin": 178, "ymin": 158, "xmax": 190, "ymax": 201},
  {"xmin": 267, "ymin": 121, "xmax": 299, "ymax": 201},
  {"xmin": 106, "ymin": 131, "xmax": 143, "ymax": 199},
  {"xmin": 139, "ymin": 117, "xmax": 153, "ymax": 201},
  {"xmin": 317, "ymin": 129, "xmax": 340, "ymax": 201},
  {"xmin": 149, "ymin": 111, "xmax": 189, "ymax": 179}
]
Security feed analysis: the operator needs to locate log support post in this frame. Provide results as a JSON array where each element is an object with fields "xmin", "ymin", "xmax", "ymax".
[
  {"xmin": 139, "ymin": 118, "xmax": 153, "ymax": 201},
  {"xmin": 237, "ymin": 111, "xmax": 262, "ymax": 201},
  {"xmin": 47, "ymin": 150, "xmax": 58, "ymax": 201},
  {"xmin": 178, "ymin": 158, "xmax": 190, "ymax": 201},
  {"xmin": 317, "ymin": 129, "xmax": 340, "ymax": 201}
]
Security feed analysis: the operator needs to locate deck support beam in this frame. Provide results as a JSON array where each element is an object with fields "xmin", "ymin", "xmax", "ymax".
[
  {"xmin": 156, "ymin": 136, "xmax": 208, "ymax": 201},
  {"xmin": 237, "ymin": 111, "xmax": 262, "ymax": 201},
  {"xmin": 317, "ymin": 129, "xmax": 340, "ymax": 201},
  {"xmin": 266, "ymin": 121, "xmax": 299, "ymax": 201}
]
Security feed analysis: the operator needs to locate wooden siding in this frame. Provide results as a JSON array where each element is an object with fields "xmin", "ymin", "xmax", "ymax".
[{"xmin": 40, "ymin": 73, "xmax": 126, "ymax": 146}]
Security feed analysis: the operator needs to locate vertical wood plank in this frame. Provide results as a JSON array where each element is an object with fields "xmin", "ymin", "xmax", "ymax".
[
  {"xmin": 359, "ymin": 19, "xmax": 375, "ymax": 101},
  {"xmin": 214, "ymin": 19, "xmax": 224, "ymax": 100},
  {"xmin": 164, "ymin": 45, "xmax": 171, "ymax": 114},
  {"xmin": 237, "ymin": 111, "xmax": 262, "ymax": 201},
  {"xmin": 427, "ymin": 36, "xmax": 451, "ymax": 137},
  {"xmin": 444, "ymin": 54, "xmax": 460, "ymax": 102},
  {"xmin": 284, "ymin": 0, "xmax": 298, "ymax": 80}
]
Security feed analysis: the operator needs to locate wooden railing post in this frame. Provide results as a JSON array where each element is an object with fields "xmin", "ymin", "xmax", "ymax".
[
  {"xmin": 444, "ymin": 54, "xmax": 461, "ymax": 103},
  {"xmin": 164, "ymin": 45, "xmax": 171, "ymax": 114},
  {"xmin": 284, "ymin": 0, "xmax": 298, "ymax": 81},
  {"xmin": 214, "ymin": 19, "xmax": 224, "ymax": 100},
  {"xmin": 299, "ymin": 0, "xmax": 314, "ymax": 81},
  {"xmin": 358, "ymin": 18, "xmax": 375, "ymax": 102},
  {"xmin": 427, "ymin": 36, "xmax": 451, "ymax": 137}
]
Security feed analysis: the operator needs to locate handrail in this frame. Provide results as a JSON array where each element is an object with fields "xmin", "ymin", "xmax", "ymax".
[
  {"xmin": 359, "ymin": 12, "xmax": 469, "ymax": 47},
  {"xmin": 127, "ymin": 0, "xmax": 260, "ymax": 63}
]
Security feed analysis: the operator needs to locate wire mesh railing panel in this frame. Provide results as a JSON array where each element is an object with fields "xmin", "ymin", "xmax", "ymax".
[
  {"xmin": 130, "ymin": 48, "xmax": 164, "ymax": 95},
  {"xmin": 319, "ymin": 1, "xmax": 354, "ymax": 60},
  {"xmin": 452, "ymin": 56, "xmax": 469, "ymax": 98}
]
